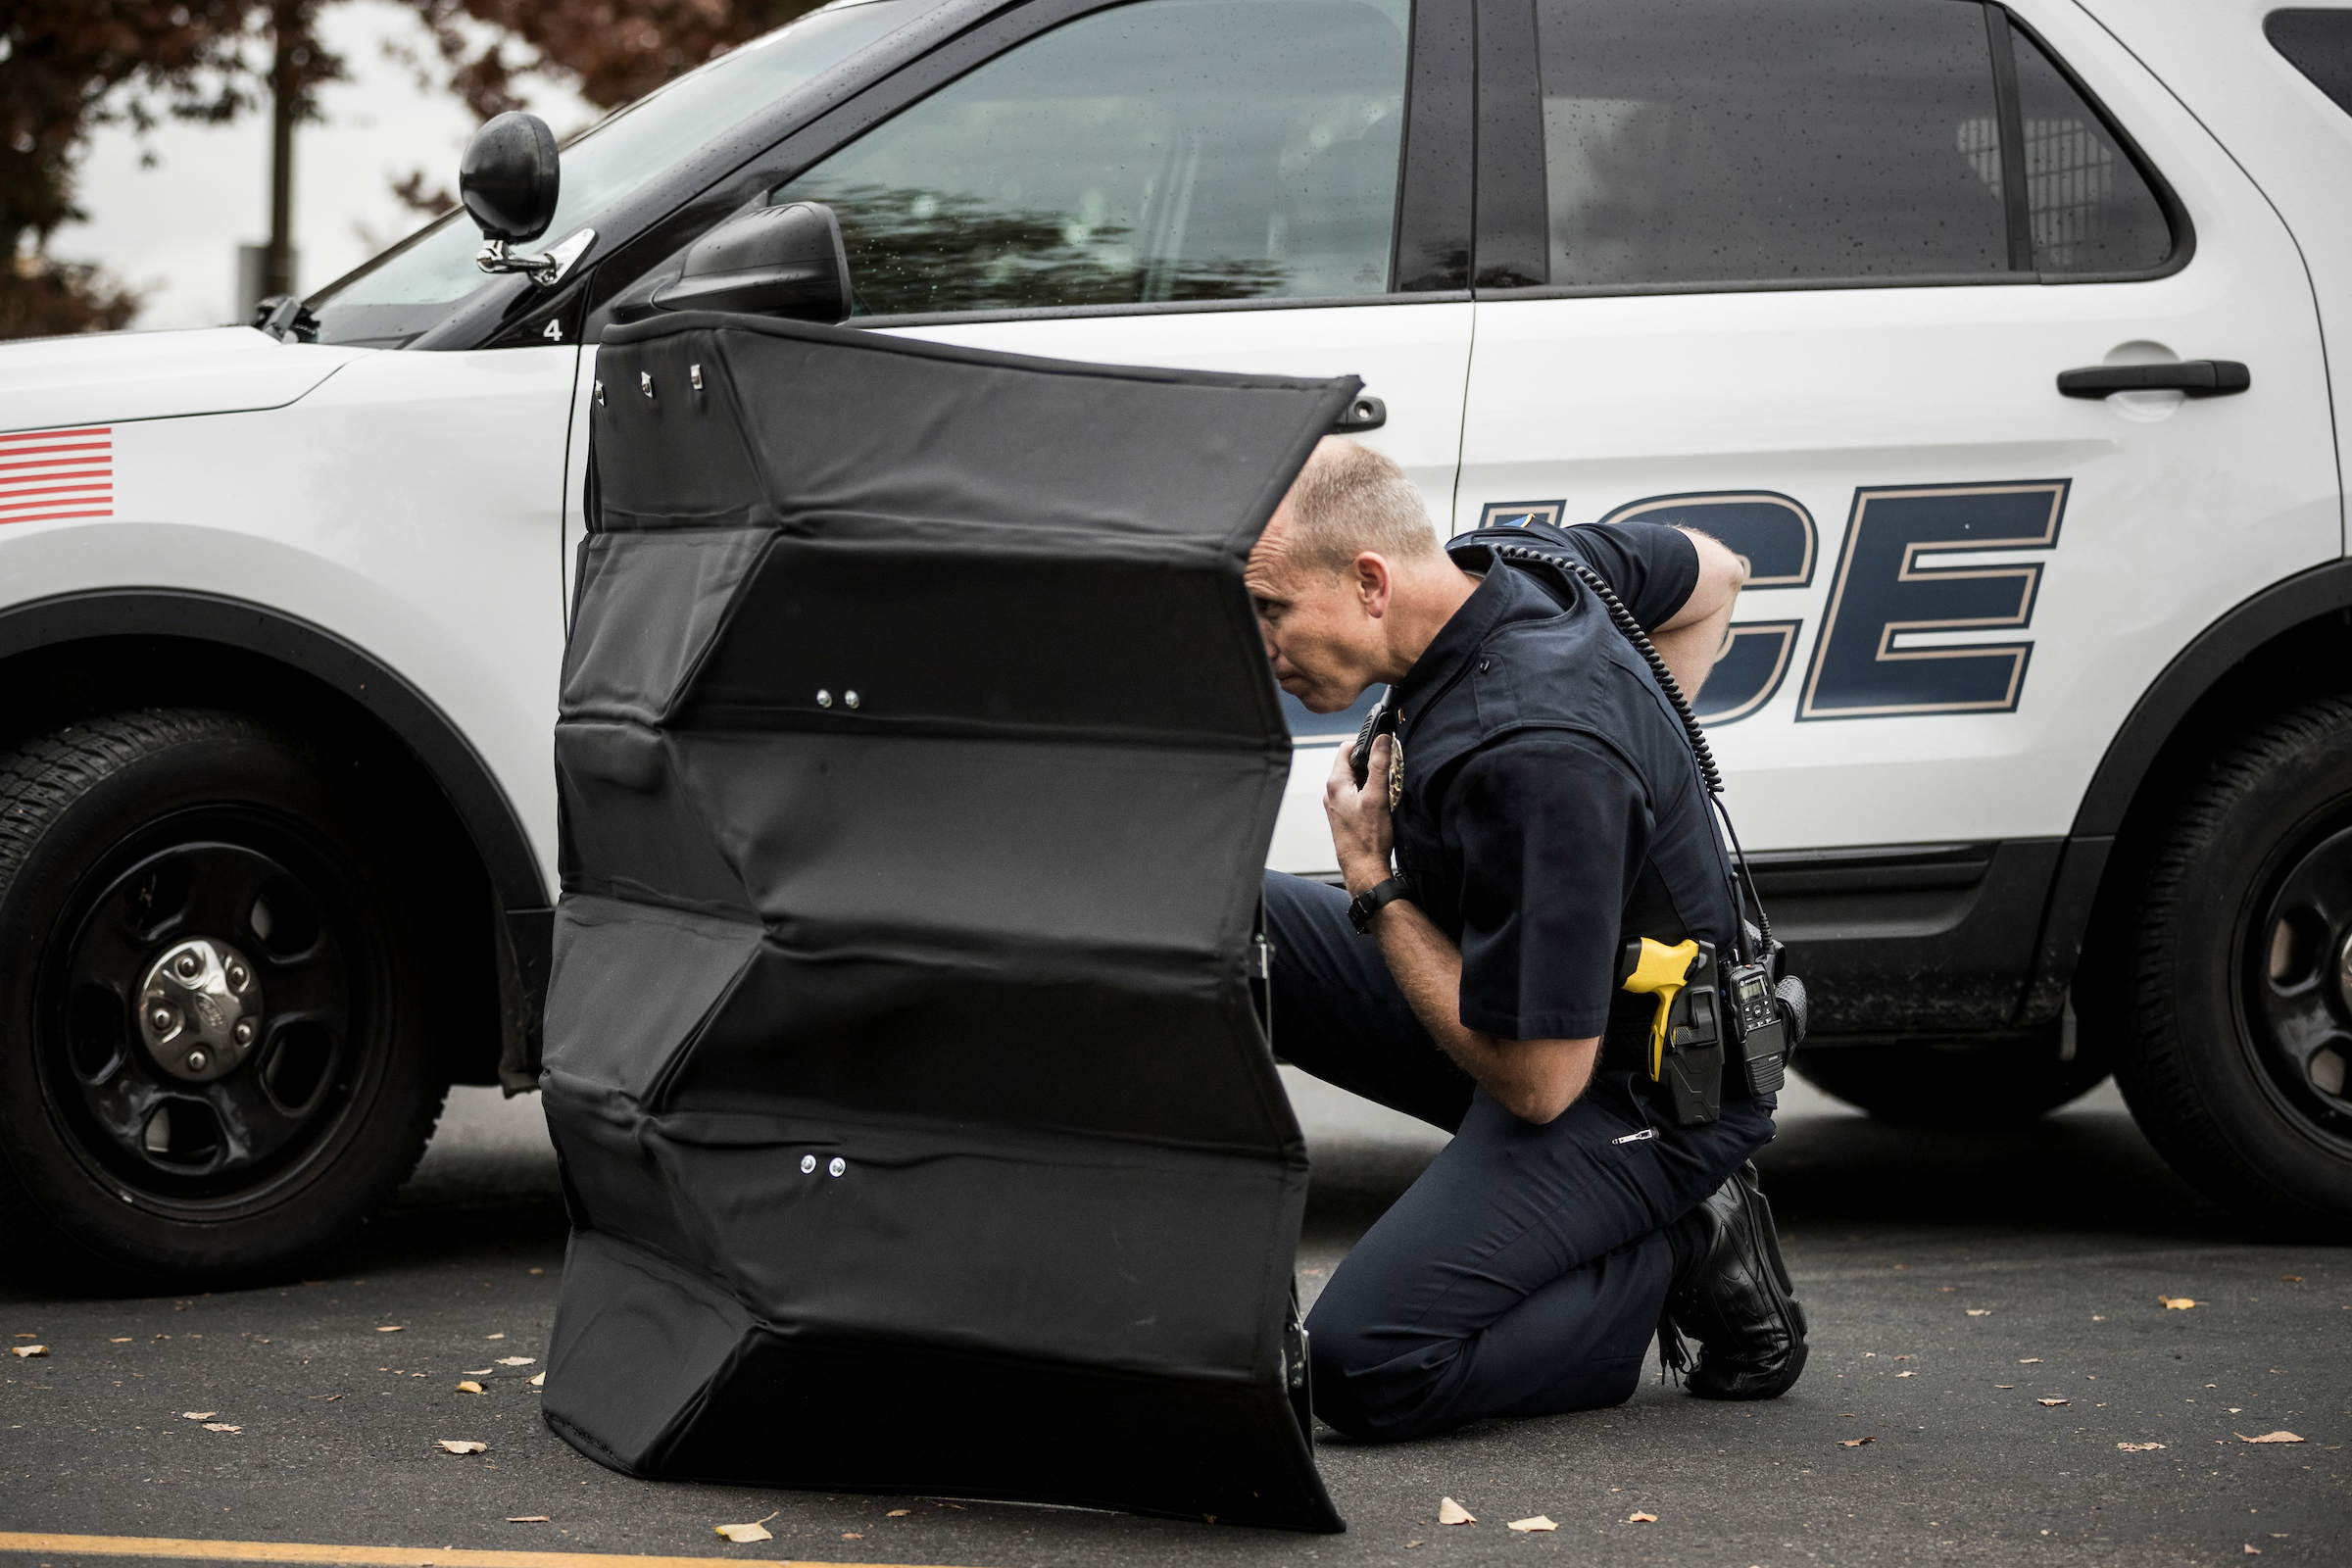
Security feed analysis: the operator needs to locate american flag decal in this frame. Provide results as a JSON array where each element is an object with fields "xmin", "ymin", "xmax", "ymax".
[{"xmin": 0, "ymin": 425, "xmax": 113, "ymax": 524}]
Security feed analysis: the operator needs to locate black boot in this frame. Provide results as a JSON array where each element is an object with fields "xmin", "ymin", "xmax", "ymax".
[{"xmin": 1655, "ymin": 1161, "xmax": 1807, "ymax": 1399}]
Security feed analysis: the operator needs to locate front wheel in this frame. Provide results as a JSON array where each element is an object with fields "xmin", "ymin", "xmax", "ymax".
[
  {"xmin": 2113, "ymin": 698, "xmax": 2352, "ymax": 1233},
  {"xmin": 0, "ymin": 710, "xmax": 445, "ymax": 1285}
]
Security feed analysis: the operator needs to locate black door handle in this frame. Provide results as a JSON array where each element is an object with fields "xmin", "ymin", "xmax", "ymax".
[{"xmin": 2057, "ymin": 360, "xmax": 2250, "ymax": 399}]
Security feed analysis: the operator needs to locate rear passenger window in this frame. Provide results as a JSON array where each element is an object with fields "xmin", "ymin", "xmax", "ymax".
[
  {"xmin": 1524, "ymin": 0, "xmax": 2172, "ymax": 289},
  {"xmin": 774, "ymin": 0, "xmax": 1410, "ymax": 318},
  {"xmin": 2266, "ymin": 9, "xmax": 2352, "ymax": 118},
  {"xmin": 1533, "ymin": 0, "xmax": 2007, "ymax": 287},
  {"xmin": 2009, "ymin": 28, "xmax": 2171, "ymax": 274}
]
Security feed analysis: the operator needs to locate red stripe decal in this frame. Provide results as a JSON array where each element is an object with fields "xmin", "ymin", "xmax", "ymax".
[{"xmin": 0, "ymin": 426, "xmax": 112, "ymax": 523}]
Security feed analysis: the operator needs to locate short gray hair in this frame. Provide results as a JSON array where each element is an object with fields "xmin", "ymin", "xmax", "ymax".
[{"xmin": 1282, "ymin": 438, "xmax": 1442, "ymax": 574}]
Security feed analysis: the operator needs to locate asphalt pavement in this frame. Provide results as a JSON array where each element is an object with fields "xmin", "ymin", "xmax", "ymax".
[{"xmin": 3, "ymin": 1070, "xmax": 2344, "ymax": 1568}]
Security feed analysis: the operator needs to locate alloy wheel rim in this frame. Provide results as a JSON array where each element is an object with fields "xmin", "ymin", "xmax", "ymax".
[
  {"xmin": 2238, "ymin": 817, "xmax": 2352, "ymax": 1153},
  {"xmin": 35, "ymin": 807, "xmax": 386, "ymax": 1216}
]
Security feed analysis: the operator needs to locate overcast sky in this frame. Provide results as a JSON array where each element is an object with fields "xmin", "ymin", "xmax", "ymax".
[{"xmin": 64, "ymin": 0, "xmax": 597, "ymax": 332}]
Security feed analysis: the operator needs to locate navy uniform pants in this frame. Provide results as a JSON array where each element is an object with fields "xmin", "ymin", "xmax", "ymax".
[{"xmin": 1266, "ymin": 871, "xmax": 1774, "ymax": 1443}]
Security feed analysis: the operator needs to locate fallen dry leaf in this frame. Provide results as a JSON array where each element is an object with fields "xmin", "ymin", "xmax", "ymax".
[
  {"xmin": 110, "ymin": 1338, "xmax": 130, "ymax": 1344},
  {"xmin": 497, "ymin": 1356, "xmax": 536, "ymax": 1366},
  {"xmin": 1995, "ymin": 1385, "xmax": 2015, "ymax": 1390},
  {"xmin": 2160, "ymin": 1297, "xmax": 2198, "ymax": 1310},
  {"xmin": 506, "ymin": 1517, "xmax": 550, "ymax": 1524},
  {"xmin": 2245, "ymin": 1547, "xmax": 2261, "ymax": 1556},
  {"xmin": 2279, "ymin": 1275, "xmax": 2303, "ymax": 1283},
  {"xmin": 201, "ymin": 1423, "xmax": 239, "ymax": 1433},
  {"xmin": 841, "ymin": 1534, "xmax": 863, "ymax": 1542},
  {"xmin": 1895, "ymin": 1371, "xmax": 1915, "ymax": 1378},
  {"xmin": 1628, "ymin": 1511, "xmax": 1659, "ymax": 1524},
  {"xmin": 9, "ymin": 1346, "xmax": 45, "ymax": 1358},
  {"xmin": 1966, "ymin": 1309, "xmax": 1990, "ymax": 1317},
  {"xmin": 713, "ymin": 1518, "xmax": 774, "ymax": 1544},
  {"xmin": 1437, "ymin": 1497, "xmax": 1475, "ymax": 1526},
  {"xmin": 2237, "ymin": 1431, "xmax": 2305, "ymax": 1444},
  {"xmin": 887, "ymin": 1509, "xmax": 910, "ymax": 1517},
  {"xmin": 462, "ymin": 1367, "xmax": 494, "ymax": 1376},
  {"xmin": 2019, "ymin": 1357, "xmax": 2041, "ymax": 1363},
  {"xmin": 436, "ymin": 1440, "xmax": 487, "ymax": 1455},
  {"xmin": 181, "ymin": 1411, "xmax": 216, "ymax": 1420},
  {"xmin": 374, "ymin": 1325, "xmax": 404, "ymax": 1334},
  {"xmin": 456, "ymin": 1381, "xmax": 484, "ymax": 1395},
  {"xmin": 529, "ymin": 1372, "xmax": 546, "ymax": 1388},
  {"xmin": 1506, "ymin": 1516, "xmax": 1558, "ymax": 1533},
  {"xmin": 486, "ymin": 1333, "xmax": 506, "ymax": 1340},
  {"xmin": 2118, "ymin": 1443, "xmax": 2168, "ymax": 1451},
  {"xmin": 1839, "ymin": 1438, "xmax": 1876, "ymax": 1447},
  {"xmin": 1405, "ymin": 1542, "xmax": 1423, "ymax": 1549},
  {"xmin": 2037, "ymin": 1398, "xmax": 2071, "ymax": 1407}
]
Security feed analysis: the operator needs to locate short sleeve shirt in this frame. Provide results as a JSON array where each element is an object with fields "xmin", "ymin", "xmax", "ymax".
[{"xmin": 1385, "ymin": 520, "xmax": 1740, "ymax": 1048}]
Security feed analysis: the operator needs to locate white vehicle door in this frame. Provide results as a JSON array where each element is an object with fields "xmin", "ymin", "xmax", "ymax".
[
  {"xmin": 1453, "ymin": 0, "xmax": 2339, "ymax": 858},
  {"xmin": 768, "ymin": 0, "xmax": 1476, "ymax": 873}
]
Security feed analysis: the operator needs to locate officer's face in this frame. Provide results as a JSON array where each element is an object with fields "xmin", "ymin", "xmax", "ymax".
[{"xmin": 1246, "ymin": 505, "xmax": 1389, "ymax": 712}]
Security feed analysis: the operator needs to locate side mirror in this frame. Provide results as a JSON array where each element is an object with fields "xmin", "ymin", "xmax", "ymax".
[
  {"xmin": 652, "ymin": 203, "xmax": 852, "ymax": 323},
  {"xmin": 461, "ymin": 112, "xmax": 560, "ymax": 244}
]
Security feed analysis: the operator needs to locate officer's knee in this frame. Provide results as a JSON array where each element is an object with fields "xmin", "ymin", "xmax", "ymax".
[{"xmin": 1305, "ymin": 1295, "xmax": 1459, "ymax": 1444}]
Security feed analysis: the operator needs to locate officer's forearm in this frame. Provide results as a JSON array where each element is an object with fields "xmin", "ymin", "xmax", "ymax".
[
  {"xmin": 1651, "ymin": 614, "xmax": 1731, "ymax": 702},
  {"xmin": 1654, "ymin": 527, "xmax": 1746, "ymax": 699},
  {"xmin": 1368, "ymin": 899, "xmax": 1600, "ymax": 1125}
]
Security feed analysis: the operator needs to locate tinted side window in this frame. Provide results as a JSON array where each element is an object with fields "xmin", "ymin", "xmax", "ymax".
[
  {"xmin": 1531, "ymin": 0, "xmax": 2007, "ymax": 287},
  {"xmin": 774, "ymin": 0, "xmax": 1409, "ymax": 317},
  {"xmin": 2267, "ymin": 9, "xmax": 2352, "ymax": 117},
  {"xmin": 2010, "ymin": 28, "xmax": 2171, "ymax": 274}
]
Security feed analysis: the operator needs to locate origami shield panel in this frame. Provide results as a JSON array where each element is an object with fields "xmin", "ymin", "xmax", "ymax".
[{"xmin": 540, "ymin": 312, "xmax": 1356, "ymax": 1533}]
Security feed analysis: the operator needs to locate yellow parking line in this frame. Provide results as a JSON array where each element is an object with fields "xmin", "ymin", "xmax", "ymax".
[{"xmin": 0, "ymin": 1535, "xmax": 973, "ymax": 1568}]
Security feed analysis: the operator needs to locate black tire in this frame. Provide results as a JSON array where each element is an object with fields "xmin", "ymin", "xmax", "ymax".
[
  {"xmin": 1791, "ymin": 1033, "xmax": 2111, "ymax": 1128},
  {"xmin": 0, "ymin": 710, "xmax": 445, "ymax": 1286},
  {"xmin": 2110, "ymin": 698, "xmax": 2352, "ymax": 1234}
]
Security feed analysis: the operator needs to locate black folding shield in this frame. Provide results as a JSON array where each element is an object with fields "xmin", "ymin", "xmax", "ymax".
[{"xmin": 540, "ymin": 311, "xmax": 1356, "ymax": 1532}]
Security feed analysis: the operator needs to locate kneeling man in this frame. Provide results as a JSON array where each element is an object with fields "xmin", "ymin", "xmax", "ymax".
[{"xmin": 1249, "ymin": 440, "xmax": 1809, "ymax": 1442}]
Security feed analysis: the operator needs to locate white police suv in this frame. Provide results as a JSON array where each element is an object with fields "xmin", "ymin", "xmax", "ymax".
[{"xmin": 4, "ymin": 0, "xmax": 2350, "ymax": 1279}]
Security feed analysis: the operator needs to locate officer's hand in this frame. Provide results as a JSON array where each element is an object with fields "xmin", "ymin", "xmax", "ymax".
[{"xmin": 1325, "ymin": 732, "xmax": 1396, "ymax": 897}]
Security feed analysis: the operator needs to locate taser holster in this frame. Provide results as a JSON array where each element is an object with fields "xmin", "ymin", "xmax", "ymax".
[{"xmin": 1619, "ymin": 937, "xmax": 1723, "ymax": 1126}]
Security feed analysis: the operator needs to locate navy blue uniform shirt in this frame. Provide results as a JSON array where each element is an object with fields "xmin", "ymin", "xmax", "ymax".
[{"xmin": 1385, "ymin": 520, "xmax": 1743, "ymax": 1070}]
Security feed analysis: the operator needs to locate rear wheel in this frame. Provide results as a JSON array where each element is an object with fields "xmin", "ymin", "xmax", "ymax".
[
  {"xmin": 1791, "ymin": 1031, "xmax": 2110, "ymax": 1127},
  {"xmin": 0, "ymin": 710, "xmax": 444, "ymax": 1285},
  {"xmin": 2112, "ymin": 699, "xmax": 2352, "ymax": 1233}
]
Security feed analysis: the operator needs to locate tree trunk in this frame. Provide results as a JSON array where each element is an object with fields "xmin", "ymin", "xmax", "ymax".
[{"xmin": 265, "ymin": 0, "xmax": 300, "ymax": 299}]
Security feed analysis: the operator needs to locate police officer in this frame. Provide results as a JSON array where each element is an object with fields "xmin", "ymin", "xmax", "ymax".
[{"xmin": 1248, "ymin": 439, "xmax": 1807, "ymax": 1443}]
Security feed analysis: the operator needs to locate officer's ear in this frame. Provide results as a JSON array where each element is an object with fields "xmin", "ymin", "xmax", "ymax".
[{"xmin": 1350, "ymin": 551, "xmax": 1396, "ymax": 618}]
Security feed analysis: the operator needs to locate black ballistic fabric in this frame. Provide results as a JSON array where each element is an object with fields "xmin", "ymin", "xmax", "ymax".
[{"xmin": 542, "ymin": 312, "xmax": 1355, "ymax": 1532}]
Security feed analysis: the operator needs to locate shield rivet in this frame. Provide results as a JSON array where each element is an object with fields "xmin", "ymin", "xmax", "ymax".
[
  {"xmin": 828, "ymin": 1157, "xmax": 846, "ymax": 1178},
  {"xmin": 640, "ymin": 371, "xmax": 655, "ymax": 399},
  {"xmin": 800, "ymin": 1154, "xmax": 816, "ymax": 1174},
  {"xmin": 844, "ymin": 691, "xmax": 859, "ymax": 710},
  {"xmin": 816, "ymin": 689, "xmax": 832, "ymax": 709}
]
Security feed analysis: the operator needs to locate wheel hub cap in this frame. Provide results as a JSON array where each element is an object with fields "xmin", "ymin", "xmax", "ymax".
[{"xmin": 137, "ymin": 938, "xmax": 264, "ymax": 1083}]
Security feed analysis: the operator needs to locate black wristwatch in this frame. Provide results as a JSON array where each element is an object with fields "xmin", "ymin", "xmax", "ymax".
[{"xmin": 1348, "ymin": 872, "xmax": 1414, "ymax": 935}]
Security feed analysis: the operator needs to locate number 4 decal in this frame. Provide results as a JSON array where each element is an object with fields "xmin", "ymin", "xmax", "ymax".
[
  {"xmin": 1597, "ymin": 492, "xmax": 1816, "ymax": 725},
  {"xmin": 1798, "ymin": 481, "xmax": 2068, "ymax": 719}
]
